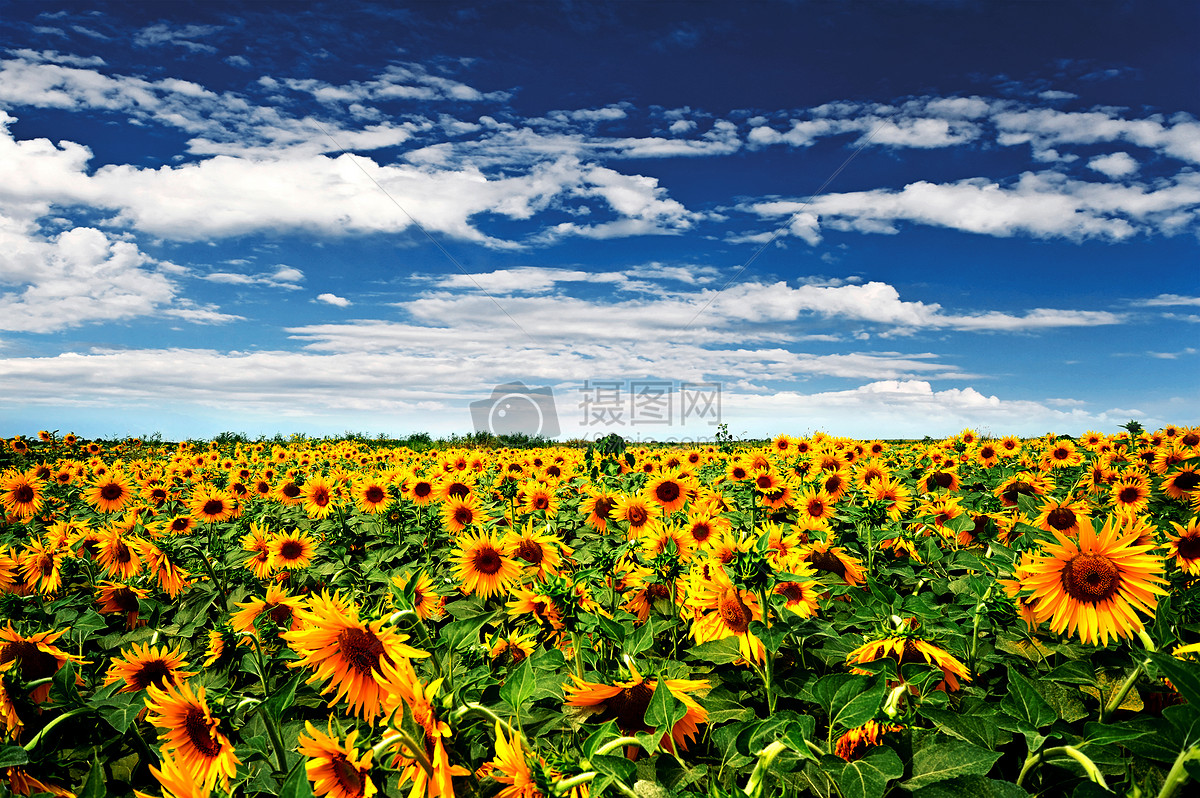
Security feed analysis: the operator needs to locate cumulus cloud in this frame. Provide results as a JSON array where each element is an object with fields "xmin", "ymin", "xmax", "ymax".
[
  {"xmin": 1088, "ymin": 151, "xmax": 1139, "ymax": 178},
  {"xmin": 315, "ymin": 293, "xmax": 351, "ymax": 307},
  {"xmin": 133, "ymin": 23, "xmax": 221, "ymax": 53},
  {"xmin": 202, "ymin": 265, "xmax": 304, "ymax": 289}
]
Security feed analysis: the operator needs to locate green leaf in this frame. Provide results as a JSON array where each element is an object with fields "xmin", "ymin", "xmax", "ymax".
[
  {"xmin": 0, "ymin": 745, "xmax": 29, "ymax": 768},
  {"xmin": 748, "ymin": 711, "xmax": 818, "ymax": 757},
  {"xmin": 1080, "ymin": 721, "xmax": 1149, "ymax": 747},
  {"xmin": 749, "ymin": 620, "xmax": 788, "ymax": 654},
  {"xmin": 645, "ymin": 679, "xmax": 686, "ymax": 740},
  {"xmin": 685, "ymin": 637, "xmax": 742, "ymax": 664},
  {"xmin": 919, "ymin": 707, "xmax": 1011, "ymax": 751},
  {"xmin": 592, "ymin": 752, "xmax": 636, "ymax": 782},
  {"xmin": 910, "ymin": 775, "xmax": 1032, "ymax": 797},
  {"xmin": 581, "ymin": 719, "xmax": 622, "ymax": 759},
  {"xmin": 1148, "ymin": 651, "xmax": 1200, "ymax": 708},
  {"xmin": 79, "ymin": 757, "xmax": 106, "ymax": 798},
  {"xmin": 1033, "ymin": 680, "xmax": 1089, "ymax": 723},
  {"xmin": 499, "ymin": 656, "xmax": 537, "ymax": 713},
  {"xmin": 96, "ymin": 691, "xmax": 143, "ymax": 734},
  {"xmin": 280, "ymin": 757, "xmax": 315, "ymax": 798},
  {"xmin": 263, "ymin": 672, "xmax": 303, "ymax": 717},
  {"xmin": 999, "ymin": 667, "xmax": 1056, "ymax": 731},
  {"xmin": 440, "ymin": 610, "xmax": 496, "ymax": 651},
  {"xmin": 827, "ymin": 746, "xmax": 903, "ymax": 798},
  {"xmin": 809, "ymin": 673, "xmax": 886, "ymax": 731},
  {"xmin": 623, "ymin": 620, "xmax": 656, "ymax": 656},
  {"xmin": 903, "ymin": 736, "xmax": 1003, "ymax": 791}
]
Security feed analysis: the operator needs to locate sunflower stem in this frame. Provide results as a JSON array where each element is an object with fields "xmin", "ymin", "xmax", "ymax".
[
  {"xmin": 593, "ymin": 736, "xmax": 643, "ymax": 757},
  {"xmin": 554, "ymin": 772, "xmax": 597, "ymax": 794},
  {"xmin": 22, "ymin": 706, "xmax": 90, "ymax": 751},
  {"xmin": 1100, "ymin": 631, "xmax": 1156, "ymax": 723},
  {"xmin": 757, "ymin": 585, "xmax": 777, "ymax": 714},
  {"xmin": 372, "ymin": 728, "xmax": 435, "ymax": 775},
  {"xmin": 258, "ymin": 702, "xmax": 290, "ymax": 774},
  {"xmin": 183, "ymin": 543, "xmax": 229, "ymax": 604},
  {"xmin": 744, "ymin": 740, "xmax": 788, "ymax": 798},
  {"xmin": 1157, "ymin": 744, "xmax": 1200, "ymax": 798},
  {"xmin": 572, "ymin": 631, "xmax": 585, "ymax": 681},
  {"xmin": 968, "ymin": 583, "xmax": 994, "ymax": 673}
]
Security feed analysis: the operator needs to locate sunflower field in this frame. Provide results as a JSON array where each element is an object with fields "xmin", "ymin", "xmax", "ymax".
[{"xmin": 1, "ymin": 426, "xmax": 1200, "ymax": 798}]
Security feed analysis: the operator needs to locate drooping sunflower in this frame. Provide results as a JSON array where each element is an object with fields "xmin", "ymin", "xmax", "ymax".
[
  {"xmin": 141, "ymin": 542, "xmax": 193, "ymax": 599},
  {"xmin": 270, "ymin": 530, "xmax": 317, "ymax": 570},
  {"xmin": 104, "ymin": 642, "xmax": 196, "ymax": 693},
  {"xmin": 503, "ymin": 523, "xmax": 568, "ymax": 578},
  {"xmin": 0, "ymin": 624, "xmax": 84, "ymax": 704},
  {"xmin": 143, "ymin": 680, "xmax": 240, "ymax": 794},
  {"xmin": 297, "ymin": 721, "xmax": 376, "ymax": 798},
  {"xmin": 580, "ymin": 489, "xmax": 618, "ymax": 532},
  {"xmin": 232, "ymin": 584, "xmax": 306, "ymax": 636},
  {"xmin": 994, "ymin": 472, "xmax": 1050, "ymax": 509},
  {"xmin": 564, "ymin": 662, "xmax": 709, "ymax": 753},
  {"xmin": 847, "ymin": 633, "xmax": 970, "ymax": 691},
  {"xmin": 800, "ymin": 540, "xmax": 866, "ymax": 588},
  {"xmin": 1033, "ymin": 496, "xmax": 1092, "ymax": 537},
  {"xmin": 489, "ymin": 631, "xmax": 537, "ymax": 667},
  {"xmin": 96, "ymin": 581, "xmax": 150, "ymax": 629},
  {"xmin": 282, "ymin": 590, "xmax": 427, "ymax": 722},
  {"xmin": 1163, "ymin": 466, "xmax": 1200, "ymax": 501},
  {"xmin": 240, "ymin": 523, "xmax": 274, "ymax": 579},
  {"xmin": 391, "ymin": 571, "xmax": 446, "ymax": 621},
  {"xmin": 835, "ymin": 720, "xmax": 905, "ymax": 762},
  {"xmin": 377, "ymin": 655, "xmax": 467, "ymax": 798},
  {"xmin": 189, "ymin": 487, "xmax": 235, "ymax": 524},
  {"xmin": 454, "ymin": 530, "xmax": 522, "ymax": 599},
  {"xmin": 18, "ymin": 539, "xmax": 63, "ymax": 595},
  {"xmin": 84, "ymin": 471, "xmax": 136, "ymax": 513},
  {"xmin": 133, "ymin": 747, "xmax": 204, "ymax": 798},
  {"xmin": 95, "ymin": 528, "xmax": 145, "ymax": 580},
  {"xmin": 1166, "ymin": 518, "xmax": 1200, "ymax": 575},
  {"xmin": 1020, "ymin": 516, "xmax": 1167, "ymax": 646},
  {"xmin": 0, "ymin": 470, "xmax": 44, "ymax": 520}
]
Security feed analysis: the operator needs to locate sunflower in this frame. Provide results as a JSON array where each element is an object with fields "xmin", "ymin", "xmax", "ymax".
[
  {"xmin": 1033, "ymin": 496, "xmax": 1092, "ymax": 537},
  {"xmin": 454, "ymin": 531, "xmax": 522, "ymax": 600},
  {"xmin": 105, "ymin": 642, "xmax": 196, "ymax": 693},
  {"xmin": 189, "ymin": 487, "xmax": 235, "ymax": 524},
  {"xmin": 975, "ymin": 442, "xmax": 1001, "ymax": 469},
  {"xmin": 297, "ymin": 721, "xmax": 377, "ymax": 798},
  {"xmin": 847, "ymin": 633, "xmax": 970, "ymax": 691},
  {"xmin": 133, "ymin": 747, "xmax": 204, "ymax": 798},
  {"xmin": 487, "ymin": 721, "xmax": 545, "ymax": 798},
  {"xmin": 994, "ymin": 472, "xmax": 1050, "ymax": 509},
  {"xmin": 835, "ymin": 720, "xmax": 905, "ymax": 761},
  {"xmin": 1163, "ymin": 466, "xmax": 1200, "ymax": 501},
  {"xmin": 870, "ymin": 477, "xmax": 913, "ymax": 521},
  {"xmin": 232, "ymin": 584, "xmax": 306, "ymax": 636},
  {"xmin": 795, "ymin": 486, "xmax": 836, "ymax": 531},
  {"xmin": 377, "ymin": 656, "xmax": 467, "ymax": 798},
  {"xmin": 918, "ymin": 466, "xmax": 959, "ymax": 494},
  {"xmin": 688, "ymin": 569, "xmax": 765, "ymax": 664},
  {"xmin": 612, "ymin": 494, "xmax": 661, "ymax": 538},
  {"xmin": 800, "ymin": 540, "xmax": 865, "ymax": 588},
  {"xmin": 143, "ymin": 680, "xmax": 240, "ymax": 794},
  {"xmin": 0, "ymin": 624, "xmax": 83, "ymax": 704},
  {"xmin": 96, "ymin": 581, "xmax": 150, "ymax": 629},
  {"xmin": 1110, "ymin": 474, "xmax": 1152, "ymax": 516},
  {"xmin": 142, "ymin": 542, "xmax": 193, "ymax": 599},
  {"xmin": 725, "ymin": 459, "xmax": 752, "ymax": 483},
  {"xmin": 1166, "ymin": 518, "xmax": 1200, "ymax": 575},
  {"xmin": 274, "ymin": 478, "xmax": 306, "ymax": 506},
  {"xmin": 820, "ymin": 469, "xmax": 851, "ymax": 502},
  {"xmin": 0, "ymin": 470, "xmax": 44, "ymax": 520},
  {"xmin": 1041, "ymin": 439, "xmax": 1082, "ymax": 469},
  {"xmin": 645, "ymin": 472, "xmax": 690, "ymax": 515},
  {"xmin": 270, "ymin": 530, "xmax": 317, "ymax": 570},
  {"xmin": 1020, "ymin": 516, "xmax": 1167, "ymax": 646},
  {"xmin": 391, "ymin": 571, "xmax": 446, "ymax": 621},
  {"xmin": 303, "ymin": 474, "xmax": 339, "ymax": 519},
  {"xmin": 489, "ymin": 631, "xmax": 537, "ymax": 668},
  {"xmin": 680, "ymin": 509, "xmax": 729, "ymax": 549},
  {"xmin": 95, "ymin": 529, "xmax": 145, "ymax": 580},
  {"xmin": 580, "ymin": 490, "xmax": 618, "ymax": 532},
  {"xmin": 503, "ymin": 523, "xmax": 568, "ymax": 578},
  {"xmin": 521, "ymin": 481, "xmax": 559, "ymax": 517},
  {"xmin": 564, "ymin": 662, "xmax": 708, "ymax": 753},
  {"xmin": 403, "ymin": 472, "xmax": 438, "ymax": 506},
  {"xmin": 18, "ymin": 539, "xmax": 62, "ymax": 595},
  {"xmin": 282, "ymin": 590, "xmax": 427, "ymax": 721},
  {"xmin": 773, "ymin": 563, "xmax": 822, "ymax": 619},
  {"xmin": 85, "ymin": 471, "xmax": 136, "ymax": 513},
  {"xmin": 441, "ymin": 495, "xmax": 483, "ymax": 533},
  {"xmin": 354, "ymin": 478, "xmax": 390, "ymax": 515}
]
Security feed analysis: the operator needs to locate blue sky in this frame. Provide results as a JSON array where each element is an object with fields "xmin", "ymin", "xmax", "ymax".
[{"xmin": 1, "ymin": 0, "xmax": 1197, "ymax": 441}]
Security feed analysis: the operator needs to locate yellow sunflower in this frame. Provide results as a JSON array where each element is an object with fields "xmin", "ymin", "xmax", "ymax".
[
  {"xmin": 297, "ymin": 721, "xmax": 377, "ymax": 798},
  {"xmin": 84, "ymin": 471, "xmax": 136, "ymax": 513},
  {"xmin": 612, "ymin": 493, "xmax": 661, "ymax": 538},
  {"xmin": 270, "ymin": 530, "xmax": 317, "ymax": 570},
  {"xmin": 453, "ymin": 530, "xmax": 522, "ymax": 600},
  {"xmin": 1020, "ymin": 516, "xmax": 1167, "ymax": 646},
  {"xmin": 580, "ymin": 489, "xmax": 618, "ymax": 532},
  {"xmin": 441, "ymin": 494, "xmax": 484, "ymax": 533},
  {"xmin": 354, "ymin": 477, "xmax": 390, "ymax": 515},
  {"xmin": 564, "ymin": 662, "xmax": 708, "ymax": 753},
  {"xmin": 377, "ymin": 656, "xmax": 467, "ymax": 798},
  {"xmin": 688, "ymin": 568, "xmax": 765, "ymax": 664},
  {"xmin": 18, "ymin": 539, "xmax": 63, "ymax": 595},
  {"xmin": 0, "ymin": 470, "xmax": 44, "ymax": 520},
  {"xmin": 645, "ymin": 472, "xmax": 691, "ymax": 515},
  {"xmin": 302, "ymin": 474, "xmax": 339, "ymax": 519},
  {"xmin": 0, "ymin": 624, "xmax": 84, "ymax": 704},
  {"xmin": 241, "ymin": 523, "xmax": 275, "ymax": 579},
  {"xmin": 232, "ymin": 584, "xmax": 306, "ymax": 636},
  {"xmin": 1032, "ymin": 496, "xmax": 1092, "ymax": 537},
  {"xmin": 1166, "ymin": 518, "xmax": 1200, "ymax": 575},
  {"xmin": 847, "ymin": 633, "xmax": 970, "ymax": 691},
  {"xmin": 143, "ymin": 680, "xmax": 240, "ymax": 794},
  {"xmin": 391, "ymin": 571, "xmax": 446, "ymax": 621},
  {"xmin": 502, "ymin": 523, "xmax": 568, "ymax": 578},
  {"xmin": 189, "ymin": 487, "xmax": 236, "ymax": 524},
  {"xmin": 104, "ymin": 642, "xmax": 196, "ymax": 693},
  {"xmin": 282, "ymin": 590, "xmax": 427, "ymax": 721}
]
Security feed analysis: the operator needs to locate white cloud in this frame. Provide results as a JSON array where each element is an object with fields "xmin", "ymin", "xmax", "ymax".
[
  {"xmin": 316, "ymin": 293, "xmax": 351, "ymax": 307},
  {"xmin": 133, "ymin": 23, "xmax": 221, "ymax": 53},
  {"xmin": 202, "ymin": 264, "xmax": 304, "ymax": 290},
  {"xmin": 1131, "ymin": 293, "xmax": 1200, "ymax": 307},
  {"xmin": 1088, "ymin": 151, "xmax": 1139, "ymax": 178}
]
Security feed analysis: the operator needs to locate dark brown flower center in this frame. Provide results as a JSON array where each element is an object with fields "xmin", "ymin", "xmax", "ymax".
[
  {"xmin": 131, "ymin": 659, "xmax": 174, "ymax": 690},
  {"xmin": 1062, "ymin": 553, "xmax": 1120, "ymax": 602},
  {"xmin": 473, "ymin": 545, "xmax": 503, "ymax": 575},
  {"xmin": 516, "ymin": 539, "xmax": 544, "ymax": 564},
  {"xmin": 600, "ymin": 680, "xmax": 655, "ymax": 735},
  {"xmin": 337, "ymin": 627, "xmax": 386, "ymax": 675},
  {"xmin": 930, "ymin": 471, "xmax": 954, "ymax": 489},
  {"xmin": 100, "ymin": 483, "xmax": 125, "ymax": 501},
  {"xmin": 690, "ymin": 522, "xmax": 712, "ymax": 542},
  {"xmin": 12, "ymin": 485, "xmax": 35, "ymax": 504},
  {"xmin": 202, "ymin": 499, "xmax": 225, "ymax": 516},
  {"xmin": 364, "ymin": 486, "xmax": 385, "ymax": 504},
  {"xmin": 447, "ymin": 482, "xmax": 469, "ymax": 500},
  {"xmin": 282, "ymin": 483, "xmax": 302, "ymax": 498},
  {"xmin": 810, "ymin": 549, "xmax": 847, "ymax": 578},
  {"xmin": 1117, "ymin": 487, "xmax": 1142, "ymax": 504},
  {"xmin": 1176, "ymin": 535, "xmax": 1200, "ymax": 561},
  {"xmin": 331, "ymin": 755, "xmax": 365, "ymax": 798},
  {"xmin": 112, "ymin": 588, "xmax": 140, "ymax": 612},
  {"xmin": 279, "ymin": 540, "xmax": 304, "ymax": 561},
  {"xmin": 627, "ymin": 506, "xmax": 649, "ymax": 527},
  {"xmin": 184, "ymin": 706, "xmax": 223, "ymax": 757},
  {"xmin": 592, "ymin": 497, "xmax": 614, "ymax": 520},
  {"xmin": 1172, "ymin": 471, "xmax": 1200, "ymax": 491},
  {"xmin": 1045, "ymin": 507, "xmax": 1078, "ymax": 531},
  {"xmin": 413, "ymin": 482, "xmax": 432, "ymax": 498},
  {"xmin": 718, "ymin": 589, "xmax": 752, "ymax": 634},
  {"xmin": 655, "ymin": 481, "xmax": 682, "ymax": 504}
]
